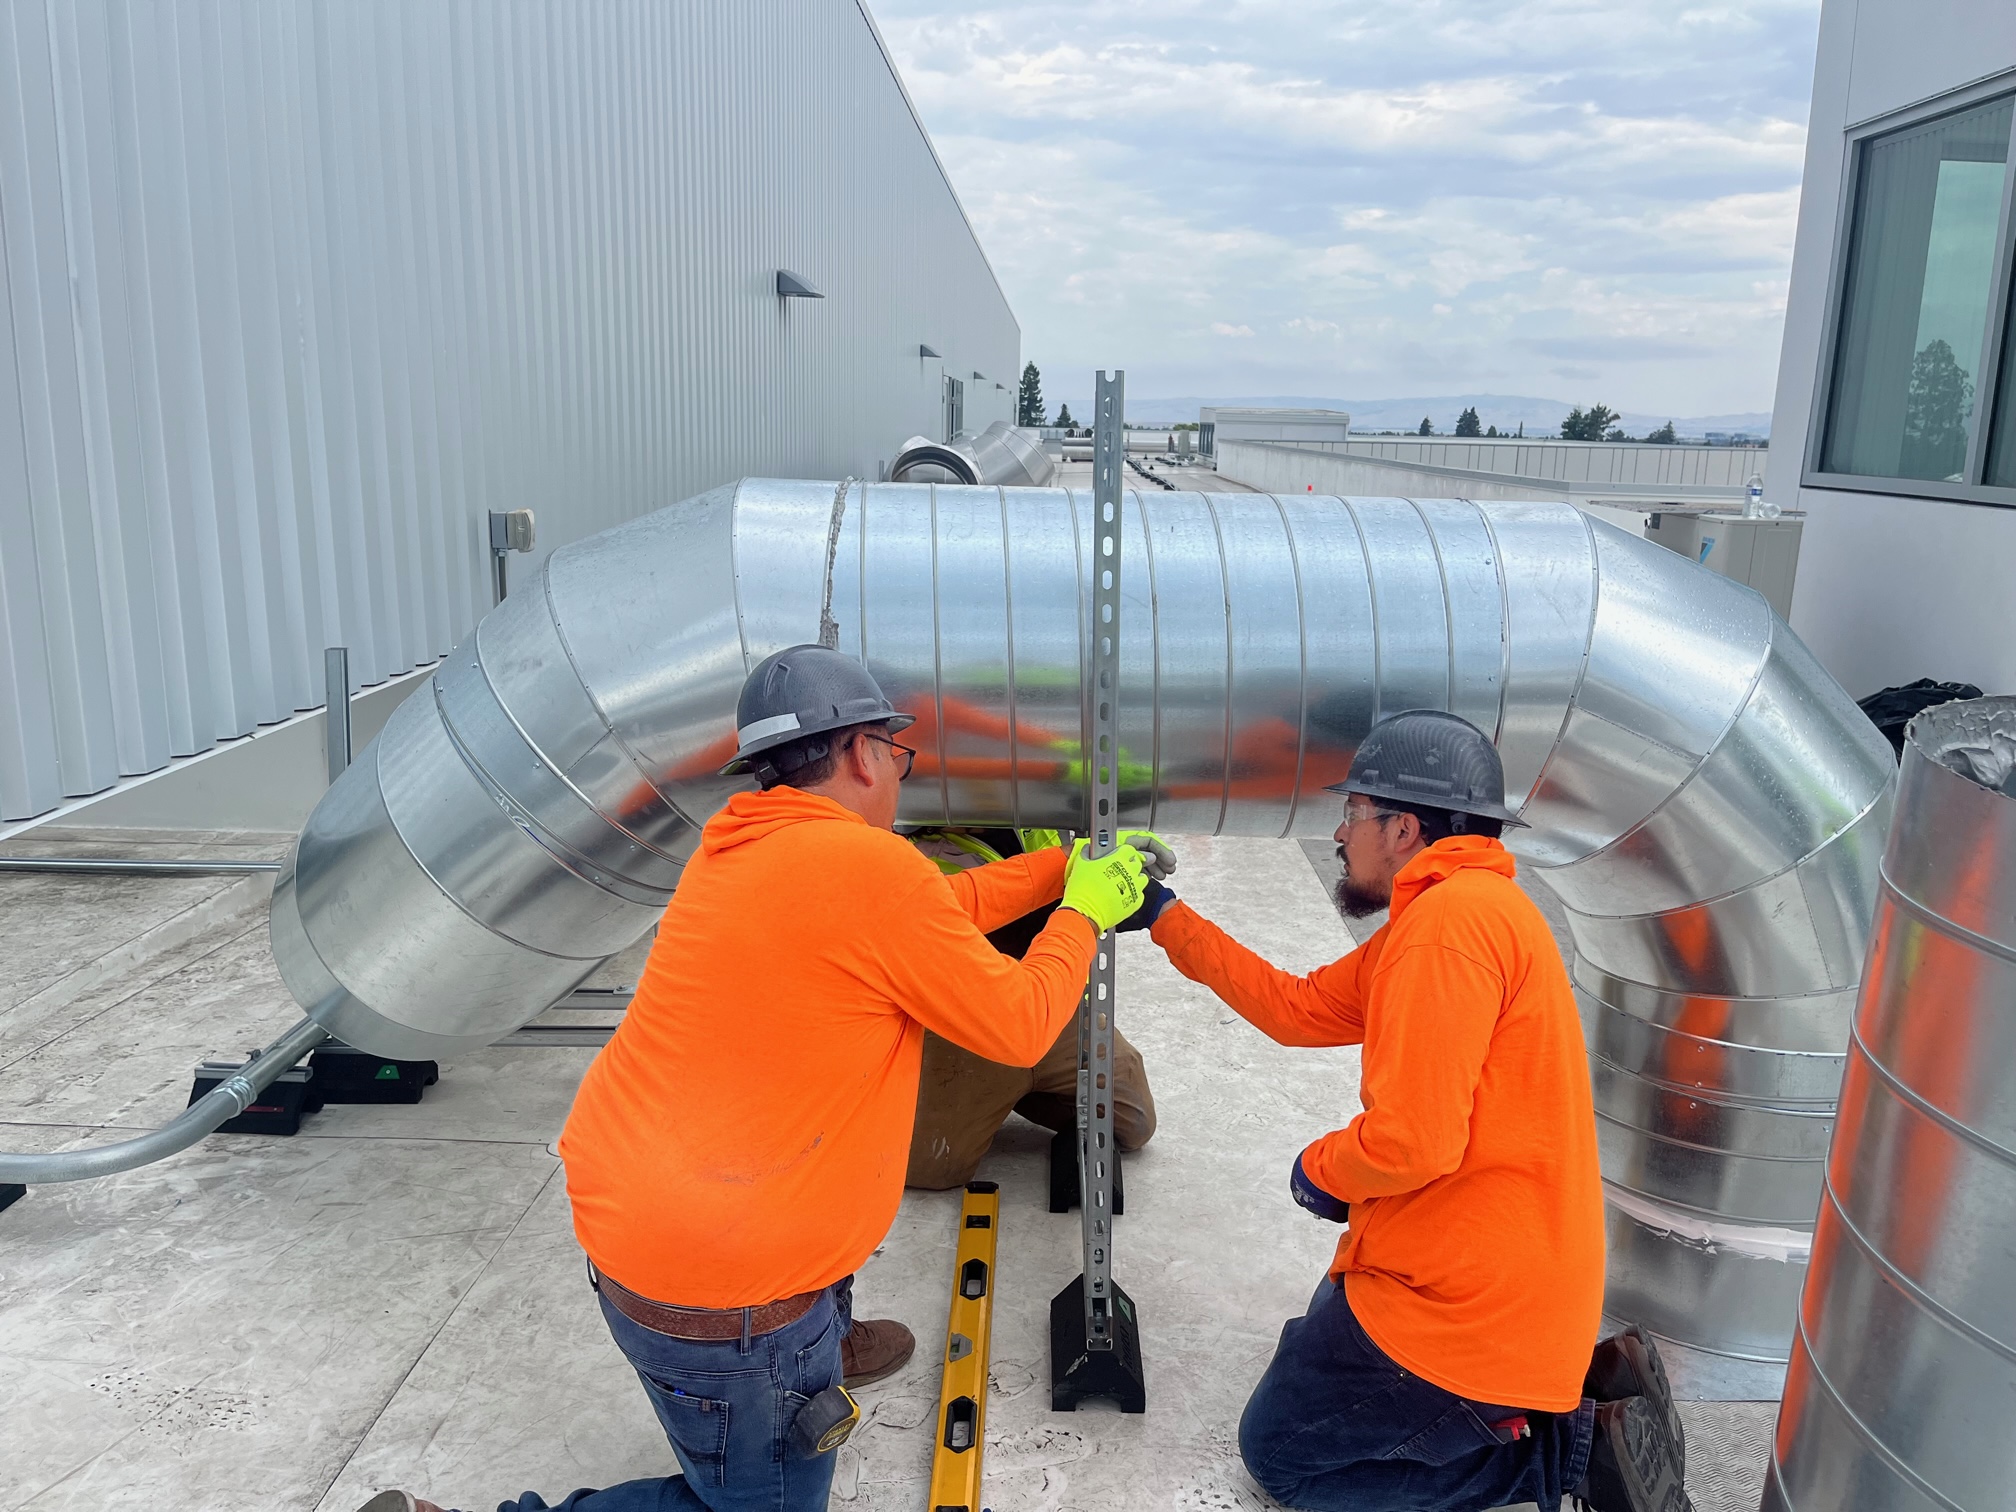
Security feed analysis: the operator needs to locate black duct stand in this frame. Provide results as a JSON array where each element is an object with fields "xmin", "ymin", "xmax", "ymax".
[
  {"xmin": 1048, "ymin": 1130, "xmax": 1124, "ymax": 1216},
  {"xmin": 1049, "ymin": 1274, "xmax": 1146, "ymax": 1414}
]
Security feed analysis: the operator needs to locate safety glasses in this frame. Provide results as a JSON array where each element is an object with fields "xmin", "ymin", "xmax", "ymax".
[
  {"xmin": 857, "ymin": 732, "xmax": 917, "ymax": 782},
  {"xmin": 1337, "ymin": 802, "xmax": 1405, "ymax": 831}
]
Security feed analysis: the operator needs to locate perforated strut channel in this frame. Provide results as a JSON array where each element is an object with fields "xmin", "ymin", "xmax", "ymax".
[{"xmin": 1077, "ymin": 369, "xmax": 1125, "ymax": 1351}]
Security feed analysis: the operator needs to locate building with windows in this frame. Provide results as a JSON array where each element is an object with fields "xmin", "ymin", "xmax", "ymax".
[
  {"xmin": 0, "ymin": 0, "xmax": 1016, "ymax": 829},
  {"xmin": 1768, "ymin": 0, "xmax": 2016, "ymax": 696}
]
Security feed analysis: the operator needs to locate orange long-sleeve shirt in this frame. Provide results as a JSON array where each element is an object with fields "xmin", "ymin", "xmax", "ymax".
[
  {"xmin": 1151, "ymin": 836, "xmax": 1605, "ymax": 1411},
  {"xmin": 560, "ymin": 787, "xmax": 1094, "ymax": 1307}
]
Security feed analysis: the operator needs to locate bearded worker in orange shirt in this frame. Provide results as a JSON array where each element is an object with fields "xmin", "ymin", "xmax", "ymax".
[
  {"xmin": 359, "ymin": 645, "xmax": 1160, "ymax": 1512},
  {"xmin": 1123, "ymin": 711, "xmax": 1691, "ymax": 1512}
]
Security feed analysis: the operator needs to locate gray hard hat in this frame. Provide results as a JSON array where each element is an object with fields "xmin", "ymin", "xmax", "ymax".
[
  {"xmin": 720, "ymin": 645, "xmax": 915, "ymax": 780},
  {"xmin": 1324, "ymin": 709, "xmax": 1528, "ymax": 827}
]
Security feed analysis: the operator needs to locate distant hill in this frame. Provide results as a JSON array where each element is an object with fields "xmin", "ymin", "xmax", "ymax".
[{"xmin": 1049, "ymin": 392, "xmax": 1771, "ymax": 441}]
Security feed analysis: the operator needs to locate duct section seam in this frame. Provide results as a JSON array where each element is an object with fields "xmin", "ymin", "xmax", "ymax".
[{"xmin": 269, "ymin": 481, "xmax": 1892, "ymax": 1359}]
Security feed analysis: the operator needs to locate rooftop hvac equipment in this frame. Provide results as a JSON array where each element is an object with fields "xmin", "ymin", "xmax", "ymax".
[
  {"xmin": 1765, "ymin": 695, "xmax": 2016, "ymax": 1512},
  {"xmin": 266, "ymin": 479, "xmax": 1893, "ymax": 1360},
  {"xmin": 890, "ymin": 421, "xmax": 1056, "ymax": 488}
]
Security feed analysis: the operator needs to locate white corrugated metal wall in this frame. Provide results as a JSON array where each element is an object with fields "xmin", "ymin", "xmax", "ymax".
[{"xmin": 0, "ymin": 0, "xmax": 1018, "ymax": 821}]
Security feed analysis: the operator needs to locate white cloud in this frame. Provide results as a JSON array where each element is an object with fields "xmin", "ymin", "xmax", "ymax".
[{"xmin": 873, "ymin": 0, "xmax": 1823, "ymax": 416}]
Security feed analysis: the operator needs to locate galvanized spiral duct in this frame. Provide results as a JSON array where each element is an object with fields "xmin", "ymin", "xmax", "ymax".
[
  {"xmin": 890, "ymin": 420, "xmax": 1055, "ymax": 487},
  {"xmin": 269, "ymin": 479, "xmax": 1895, "ymax": 1357},
  {"xmin": 1765, "ymin": 696, "xmax": 2016, "ymax": 1511}
]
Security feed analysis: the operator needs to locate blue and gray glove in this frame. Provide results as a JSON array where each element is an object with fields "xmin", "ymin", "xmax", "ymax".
[
  {"xmin": 1114, "ymin": 878, "xmax": 1178, "ymax": 932},
  {"xmin": 1290, "ymin": 1152, "xmax": 1351, "ymax": 1224}
]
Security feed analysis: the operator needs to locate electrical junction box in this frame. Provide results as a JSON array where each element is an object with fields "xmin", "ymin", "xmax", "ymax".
[{"xmin": 1645, "ymin": 509, "xmax": 1804, "ymax": 620}]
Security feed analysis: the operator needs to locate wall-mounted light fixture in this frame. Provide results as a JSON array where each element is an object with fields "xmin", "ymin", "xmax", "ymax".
[
  {"xmin": 919, "ymin": 343, "xmax": 941, "ymax": 358},
  {"xmin": 776, "ymin": 270, "xmax": 823, "ymax": 298},
  {"xmin": 488, "ymin": 508, "xmax": 537, "ymax": 604},
  {"xmin": 972, "ymin": 371, "xmax": 985, "ymax": 381}
]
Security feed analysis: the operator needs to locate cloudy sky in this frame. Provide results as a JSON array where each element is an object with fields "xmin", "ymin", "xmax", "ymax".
[{"xmin": 873, "ymin": 0, "xmax": 1825, "ymax": 418}]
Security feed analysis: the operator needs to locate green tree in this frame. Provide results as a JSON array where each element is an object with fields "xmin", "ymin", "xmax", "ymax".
[
  {"xmin": 1643, "ymin": 420, "xmax": 1677, "ymax": 445},
  {"xmin": 1454, "ymin": 406, "xmax": 1482, "ymax": 437},
  {"xmin": 1417, "ymin": 416, "xmax": 1434, "ymax": 436},
  {"xmin": 1055, "ymin": 402, "xmax": 1075, "ymax": 430},
  {"xmin": 1485, "ymin": 424, "xmax": 1500, "ymax": 438},
  {"xmin": 1902, "ymin": 338, "xmax": 1974, "ymax": 479},
  {"xmin": 1560, "ymin": 403, "xmax": 1621, "ymax": 441},
  {"xmin": 1018, "ymin": 362, "xmax": 1046, "ymax": 427}
]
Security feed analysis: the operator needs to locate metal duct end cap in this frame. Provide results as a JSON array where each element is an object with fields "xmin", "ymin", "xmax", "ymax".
[{"xmin": 1908, "ymin": 693, "xmax": 2016, "ymax": 798}]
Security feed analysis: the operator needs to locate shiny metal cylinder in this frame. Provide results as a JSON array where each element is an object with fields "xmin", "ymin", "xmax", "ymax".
[
  {"xmin": 1765, "ymin": 696, "xmax": 2016, "ymax": 1512},
  {"xmin": 891, "ymin": 421, "xmax": 1055, "ymax": 488},
  {"xmin": 273, "ymin": 480, "xmax": 1892, "ymax": 1359}
]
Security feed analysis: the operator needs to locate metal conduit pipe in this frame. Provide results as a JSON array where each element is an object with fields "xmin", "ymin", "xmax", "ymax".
[
  {"xmin": 0, "ymin": 858, "xmax": 283, "ymax": 876},
  {"xmin": 1764, "ymin": 696, "xmax": 2016, "ymax": 1512},
  {"xmin": 0, "ymin": 1016, "xmax": 328, "ymax": 1184},
  {"xmin": 269, "ymin": 479, "xmax": 1894, "ymax": 1357},
  {"xmin": 891, "ymin": 421, "xmax": 1055, "ymax": 488}
]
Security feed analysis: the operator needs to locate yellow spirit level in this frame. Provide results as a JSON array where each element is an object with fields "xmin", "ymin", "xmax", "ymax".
[{"xmin": 928, "ymin": 1180, "xmax": 1000, "ymax": 1512}]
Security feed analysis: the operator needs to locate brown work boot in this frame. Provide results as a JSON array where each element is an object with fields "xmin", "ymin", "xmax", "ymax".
[
  {"xmin": 354, "ymin": 1495, "xmax": 447, "ymax": 1512},
  {"xmin": 840, "ymin": 1317, "xmax": 916, "ymax": 1386}
]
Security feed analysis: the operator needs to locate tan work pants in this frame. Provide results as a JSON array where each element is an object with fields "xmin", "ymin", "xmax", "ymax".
[{"xmin": 906, "ymin": 1021, "xmax": 1157, "ymax": 1190}]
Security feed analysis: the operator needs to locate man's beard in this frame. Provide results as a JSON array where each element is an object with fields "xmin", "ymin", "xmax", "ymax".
[{"xmin": 1334, "ymin": 850, "xmax": 1391, "ymax": 919}]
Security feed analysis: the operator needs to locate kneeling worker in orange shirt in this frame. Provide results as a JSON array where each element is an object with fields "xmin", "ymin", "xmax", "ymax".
[
  {"xmin": 1126, "ymin": 712, "xmax": 1691, "ymax": 1512},
  {"xmin": 361, "ymin": 646, "xmax": 1166, "ymax": 1512}
]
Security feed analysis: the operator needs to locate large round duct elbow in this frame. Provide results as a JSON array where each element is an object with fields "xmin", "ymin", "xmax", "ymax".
[
  {"xmin": 1765, "ymin": 696, "xmax": 2016, "ymax": 1512},
  {"xmin": 271, "ymin": 479, "xmax": 1893, "ymax": 1358},
  {"xmin": 891, "ymin": 421, "xmax": 1054, "ymax": 488}
]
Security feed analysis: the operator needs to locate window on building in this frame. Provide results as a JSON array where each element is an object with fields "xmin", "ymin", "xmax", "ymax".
[
  {"xmin": 943, "ymin": 375, "xmax": 965, "ymax": 443},
  {"xmin": 1817, "ymin": 94, "xmax": 2015, "ymax": 496}
]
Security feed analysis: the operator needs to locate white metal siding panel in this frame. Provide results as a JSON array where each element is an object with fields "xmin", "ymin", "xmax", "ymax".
[{"xmin": 0, "ymin": 0, "xmax": 1017, "ymax": 820}]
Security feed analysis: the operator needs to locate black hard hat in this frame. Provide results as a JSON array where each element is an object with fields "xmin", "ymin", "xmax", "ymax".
[
  {"xmin": 1324, "ymin": 710, "xmax": 1528, "ymax": 827},
  {"xmin": 720, "ymin": 645, "xmax": 915, "ymax": 780}
]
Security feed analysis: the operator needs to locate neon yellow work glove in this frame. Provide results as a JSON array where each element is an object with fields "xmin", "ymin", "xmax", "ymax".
[
  {"xmin": 1118, "ymin": 830, "xmax": 1177, "ymax": 881},
  {"xmin": 1061, "ymin": 839, "xmax": 1151, "ymax": 933}
]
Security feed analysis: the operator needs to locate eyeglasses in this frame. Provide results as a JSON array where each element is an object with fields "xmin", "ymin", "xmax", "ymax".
[
  {"xmin": 856, "ymin": 732, "xmax": 917, "ymax": 782},
  {"xmin": 1338, "ymin": 803, "xmax": 1404, "ymax": 831}
]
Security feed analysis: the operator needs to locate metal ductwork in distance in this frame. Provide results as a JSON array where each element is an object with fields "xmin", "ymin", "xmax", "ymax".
[
  {"xmin": 890, "ymin": 421, "xmax": 1055, "ymax": 488},
  {"xmin": 270, "ymin": 479, "xmax": 1894, "ymax": 1358},
  {"xmin": 1765, "ymin": 696, "xmax": 2016, "ymax": 1512}
]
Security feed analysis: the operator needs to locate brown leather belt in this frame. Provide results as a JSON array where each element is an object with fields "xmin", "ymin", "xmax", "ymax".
[{"xmin": 591, "ymin": 1265, "xmax": 822, "ymax": 1341}]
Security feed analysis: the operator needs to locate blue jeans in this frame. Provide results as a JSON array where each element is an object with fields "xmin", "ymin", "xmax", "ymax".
[
  {"xmin": 473, "ymin": 1276, "xmax": 852, "ymax": 1512},
  {"xmin": 1239, "ymin": 1278, "xmax": 1594, "ymax": 1512}
]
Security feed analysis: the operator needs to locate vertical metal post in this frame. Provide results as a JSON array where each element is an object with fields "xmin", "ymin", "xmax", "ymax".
[
  {"xmin": 1049, "ymin": 369, "xmax": 1142, "ymax": 1413},
  {"xmin": 1080, "ymin": 369, "xmax": 1125, "ymax": 1349},
  {"xmin": 324, "ymin": 647, "xmax": 352, "ymax": 783}
]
